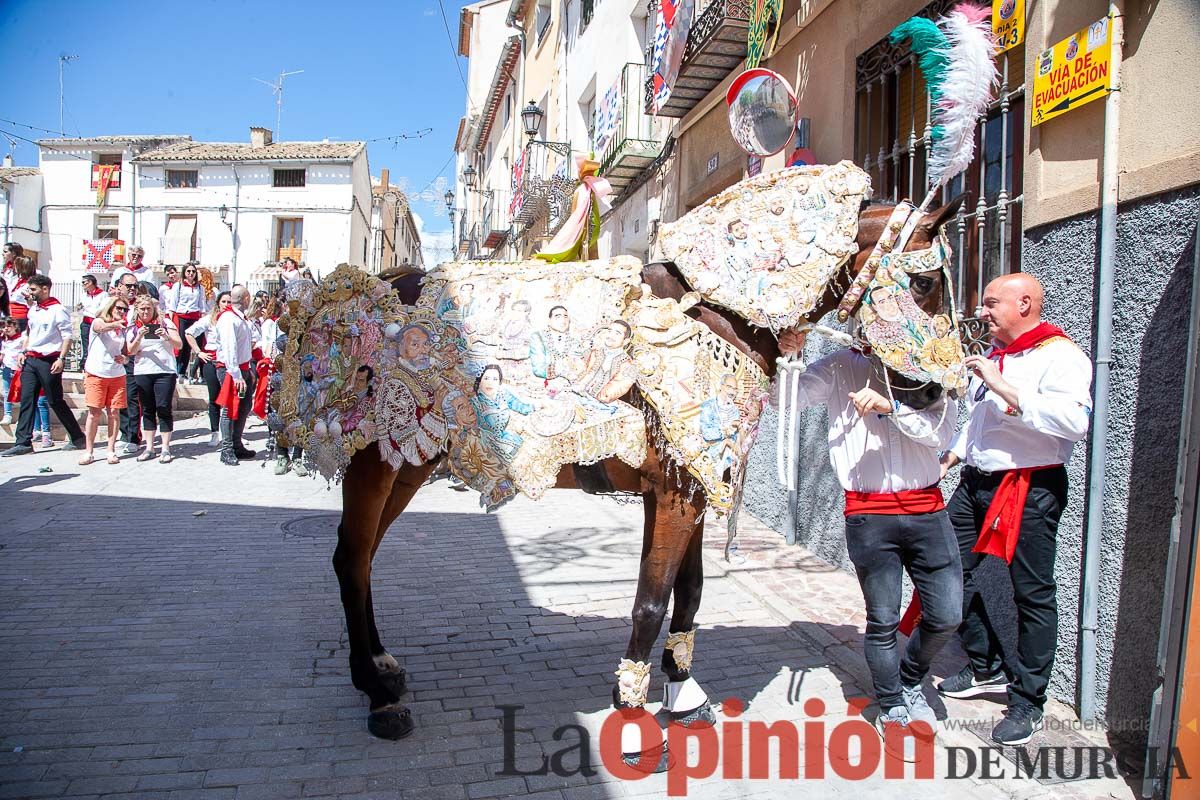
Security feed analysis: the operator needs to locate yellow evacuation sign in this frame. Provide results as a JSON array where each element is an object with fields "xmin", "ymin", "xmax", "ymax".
[
  {"xmin": 992, "ymin": 0, "xmax": 1024, "ymax": 53},
  {"xmin": 1032, "ymin": 15, "xmax": 1113, "ymax": 126}
]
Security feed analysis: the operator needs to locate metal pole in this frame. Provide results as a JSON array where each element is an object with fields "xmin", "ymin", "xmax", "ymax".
[
  {"xmin": 231, "ymin": 166, "xmax": 241, "ymax": 283},
  {"xmin": 1080, "ymin": 4, "xmax": 1122, "ymax": 723}
]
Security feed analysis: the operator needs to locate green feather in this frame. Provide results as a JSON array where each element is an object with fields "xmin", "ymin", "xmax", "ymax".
[{"xmin": 889, "ymin": 18, "xmax": 950, "ymax": 102}]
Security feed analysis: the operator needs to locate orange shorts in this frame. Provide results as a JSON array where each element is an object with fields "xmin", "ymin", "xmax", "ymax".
[{"xmin": 84, "ymin": 374, "xmax": 127, "ymax": 409}]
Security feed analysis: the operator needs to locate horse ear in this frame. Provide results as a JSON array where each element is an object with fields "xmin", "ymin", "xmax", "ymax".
[{"xmin": 918, "ymin": 193, "xmax": 966, "ymax": 238}]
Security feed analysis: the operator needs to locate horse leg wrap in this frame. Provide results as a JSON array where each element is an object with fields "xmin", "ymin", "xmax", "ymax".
[
  {"xmin": 665, "ymin": 629, "xmax": 696, "ymax": 673},
  {"xmin": 663, "ymin": 676, "xmax": 709, "ymax": 716},
  {"xmin": 614, "ymin": 658, "xmax": 651, "ymax": 708}
]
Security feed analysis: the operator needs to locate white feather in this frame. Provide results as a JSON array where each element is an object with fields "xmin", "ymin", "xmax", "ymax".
[{"xmin": 929, "ymin": 9, "xmax": 998, "ymax": 187}]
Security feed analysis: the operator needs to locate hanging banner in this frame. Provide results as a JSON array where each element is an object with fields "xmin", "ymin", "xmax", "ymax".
[
  {"xmin": 593, "ymin": 75, "xmax": 622, "ymax": 155},
  {"xmin": 991, "ymin": 0, "xmax": 1025, "ymax": 53},
  {"xmin": 649, "ymin": 0, "xmax": 695, "ymax": 114},
  {"xmin": 94, "ymin": 164, "xmax": 118, "ymax": 207},
  {"xmin": 746, "ymin": 0, "xmax": 783, "ymax": 69},
  {"xmin": 509, "ymin": 150, "xmax": 525, "ymax": 217},
  {"xmin": 1032, "ymin": 15, "xmax": 1113, "ymax": 126},
  {"xmin": 82, "ymin": 238, "xmax": 126, "ymax": 272}
]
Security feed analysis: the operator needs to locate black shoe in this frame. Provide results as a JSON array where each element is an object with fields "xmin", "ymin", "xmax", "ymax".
[
  {"xmin": 220, "ymin": 450, "xmax": 239, "ymax": 466},
  {"xmin": 62, "ymin": 440, "xmax": 84, "ymax": 452},
  {"xmin": 1, "ymin": 444, "xmax": 33, "ymax": 457},
  {"xmin": 234, "ymin": 447, "xmax": 256, "ymax": 460},
  {"xmin": 937, "ymin": 664, "xmax": 1009, "ymax": 698},
  {"xmin": 992, "ymin": 704, "xmax": 1043, "ymax": 746}
]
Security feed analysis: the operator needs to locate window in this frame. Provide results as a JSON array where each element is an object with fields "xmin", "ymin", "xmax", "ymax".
[
  {"xmin": 166, "ymin": 169, "xmax": 198, "ymax": 189},
  {"xmin": 580, "ymin": 0, "xmax": 597, "ymax": 33},
  {"xmin": 96, "ymin": 214, "xmax": 119, "ymax": 240},
  {"xmin": 535, "ymin": 0, "xmax": 551, "ymax": 43},
  {"xmin": 90, "ymin": 153, "xmax": 122, "ymax": 189},
  {"xmin": 163, "ymin": 215, "xmax": 198, "ymax": 263},
  {"xmin": 273, "ymin": 168, "xmax": 307, "ymax": 188},
  {"xmin": 583, "ymin": 95, "xmax": 597, "ymax": 151},
  {"xmin": 854, "ymin": 6, "xmax": 1024, "ymax": 316},
  {"xmin": 276, "ymin": 218, "xmax": 304, "ymax": 262}
]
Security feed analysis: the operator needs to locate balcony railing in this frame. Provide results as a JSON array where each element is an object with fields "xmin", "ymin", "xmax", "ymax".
[
  {"xmin": 599, "ymin": 62, "xmax": 667, "ymax": 199},
  {"xmin": 643, "ymin": 0, "xmax": 752, "ymax": 118},
  {"xmin": 482, "ymin": 190, "xmax": 512, "ymax": 251},
  {"xmin": 511, "ymin": 141, "xmax": 575, "ymax": 236},
  {"xmin": 269, "ymin": 239, "xmax": 307, "ymax": 264},
  {"xmin": 457, "ymin": 222, "xmax": 481, "ymax": 261}
]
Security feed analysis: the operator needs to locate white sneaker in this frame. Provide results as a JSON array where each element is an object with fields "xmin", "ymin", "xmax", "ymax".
[
  {"xmin": 0, "ymin": 414, "xmax": 11, "ymax": 425},
  {"xmin": 208, "ymin": 431, "xmax": 220, "ymax": 447},
  {"xmin": 120, "ymin": 441, "xmax": 139, "ymax": 456},
  {"xmin": 40, "ymin": 432, "xmax": 53, "ymax": 448}
]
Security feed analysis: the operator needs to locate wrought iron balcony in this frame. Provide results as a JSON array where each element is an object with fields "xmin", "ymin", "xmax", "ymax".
[
  {"xmin": 511, "ymin": 140, "xmax": 575, "ymax": 235},
  {"xmin": 599, "ymin": 62, "xmax": 668, "ymax": 199},
  {"xmin": 481, "ymin": 190, "xmax": 512, "ymax": 250},
  {"xmin": 643, "ymin": 0, "xmax": 752, "ymax": 118}
]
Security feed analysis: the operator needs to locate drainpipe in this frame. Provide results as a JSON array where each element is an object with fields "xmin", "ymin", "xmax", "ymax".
[
  {"xmin": 1080, "ymin": 3, "xmax": 1123, "ymax": 723},
  {"xmin": 231, "ymin": 165, "xmax": 241, "ymax": 285},
  {"xmin": 130, "ymin": 153, "xmax": 138, "ymax": 246}
]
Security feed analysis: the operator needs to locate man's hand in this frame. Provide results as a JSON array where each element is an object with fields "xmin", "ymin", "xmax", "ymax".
[
  {"xmin": 197, "ymin": 352, "xmax": 213, "ymax": 363},
  {"xmin": 50, "ymin": 357, "xmax": 64, "ymax": 375},
  {"xmin": 778, "ymin": 328, "xmax": 808, "ymax": 357},
  {"xmin": 232, "ymin": 375, "xmax": 246, "ymax": 393},
  {"xmin": 964, "ymin": 354, "xmax": 1002, "ymax": 388},
  {"xmin": 849, "ymin": 387, "xmax": 891, "ymax": 417},
  {"xmin": 940, "ymin": 451, "xmax": 960, "ymax": 480}
]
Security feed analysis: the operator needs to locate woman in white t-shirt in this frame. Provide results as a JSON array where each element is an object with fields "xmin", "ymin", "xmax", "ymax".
[
  {"xmin": 184, "ymin": 291, "xmax": 231, "ymax": 447},
  {"xmin": 79, "ymin": 296, "xmax": 131, "ymax": 465},
  {"xmin": 126, "ymin": 296, "xmax": 182, "ymax": 463}
]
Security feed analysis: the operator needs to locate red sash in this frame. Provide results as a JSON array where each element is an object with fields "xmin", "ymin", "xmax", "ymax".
[
  {"xmin": 215, "ymin": 361, "xmax": 251, "ymax": 420},
  {"xmin": 843, "ymin": 487, "xmax": 945, "ymax": 516},
  {"xmin": 252, "ymin": 359, "xmax": 271, "ymax": 419},
  {"xmin": 973, "ymin": 465, "xmax": 1057, "ymax": 563}
]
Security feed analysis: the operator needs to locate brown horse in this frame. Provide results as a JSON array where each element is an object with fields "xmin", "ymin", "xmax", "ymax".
[{"xmin": 331, "ymin": 197, "xmax": 964, "ymax": 746}]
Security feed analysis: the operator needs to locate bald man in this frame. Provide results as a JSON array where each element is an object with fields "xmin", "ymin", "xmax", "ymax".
[{"xmin": 936, "ymin": 273, "xmax": 1092, "ymax": 745}]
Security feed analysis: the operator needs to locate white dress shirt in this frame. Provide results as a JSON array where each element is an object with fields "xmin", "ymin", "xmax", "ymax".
[
  {"xmin": 188, "ymin": 316, "xmax": 220, "ymax": 354},
  {"xmin": 158, "ymin": 281, "xmax": 179, "ymax": 313},
  {"xmin": 792, "ymin": 349, "xmax": 956, "ymax": 493},
  {"xmin": 215, "ymin": 308, "xmax": 253, "ymax": 369},
  {"xmin": 950, "ymin": 336, "xmax": 1092, "ymax": 472},
  {"xmin": 172, "ymin": 282, "xmax": 209, "ymax": 315},
  {"xmin": 25, "ymin": 300, "xmax": 74, "ymax": 357},
  {"xmin": 80, "ymin": 289, "xmax": 108, "ymax": 321}
]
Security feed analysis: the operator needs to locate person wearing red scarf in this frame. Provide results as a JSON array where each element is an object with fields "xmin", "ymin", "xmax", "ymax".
[
  {"xmin": 1, "ymin": 274, "xmax": 86, "ymax": 456},
  {"xmin": 78, "ymin": 274, "xmax": 107, "ymax": 354},
  {"xmin": 937, "ymin": 273, "xmax": 1093, "ymax": 746},
  {"xmin": 6, "ymin": 254, "xmax": 36, "ymax": 332},
  {"xmin": 778, "ymin": 327, "xmax": 960, "ymax": 758}
]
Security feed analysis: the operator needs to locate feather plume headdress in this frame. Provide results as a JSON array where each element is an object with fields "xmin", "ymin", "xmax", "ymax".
[{"xmin": 891, "ymin": 3, "xmax": 998, "ymax": 193}]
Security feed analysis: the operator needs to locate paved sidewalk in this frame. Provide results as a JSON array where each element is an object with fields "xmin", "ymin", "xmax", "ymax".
[{"xmin": 0, "ymin": 414, "xmax": 1137, "ymax": 799}]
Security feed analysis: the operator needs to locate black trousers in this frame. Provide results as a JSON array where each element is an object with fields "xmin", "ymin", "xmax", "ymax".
[
  {"xmin": 201, "ymin": 360, "xmax": 222, "ymax": 431},
  {"xmin": 216, "ymin": 364, "xmax": 254, "ymax": 447},
  {"xmin": 947, "ymin": 465, "xmax": 1068, "ymax": 710},
  {"xmin": 134, "ymin": 372, "xmax": 177, "ymax": 433},
  {"xmin": 80, "ymin": 321, "xmax": 92, "ymax": 356},
  {"xmin": 175, "ymin": 317, "xmax": 198, "ymax": 376},
  {"xmin": 118, "ymin": 361, "xmax": 142, "ymax": 444},
  {"xmin": 14, "ymin": 355, "xmax": 84, "ymax": 447}
]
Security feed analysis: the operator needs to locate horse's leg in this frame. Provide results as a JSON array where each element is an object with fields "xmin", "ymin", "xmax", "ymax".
[
  {"xmin": 660, "ymin": 519, "xmax": 716, "ymax": 725},
  {"xmin": 334, "ymin": 450, "xmax": 412, "ymax": 739},
  {"xmin": 364, "ymin": 458, "xmax": 441, "ymax": 697},
  {"xmin": 614, "ymin": 480, "xmax": 706, "ymax": 769}
]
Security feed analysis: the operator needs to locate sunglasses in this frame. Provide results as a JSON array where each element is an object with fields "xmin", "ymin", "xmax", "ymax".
[{"xmin": 114, "ymin": 305, "xmax": 129, "ymax": 312}]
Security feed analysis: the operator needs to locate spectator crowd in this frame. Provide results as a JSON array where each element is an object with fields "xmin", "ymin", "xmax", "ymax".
[{"xmin": 0, "ymin": 244, "xmax": 310, "ymax": 474}]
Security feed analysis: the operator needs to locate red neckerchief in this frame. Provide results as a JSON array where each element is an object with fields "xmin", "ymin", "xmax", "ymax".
[
  {"xmin": 36, "ymin": 298, "xmax": 61, "ymax": 309},
  {"xmin": 182, "ymin": 280, "xmax": 198, "ymax": 290},
  {"xmin": 218, "ymin": 306, "xmax": 244, "ymax": 321},
  {"xmin": 4, "ymin": 332, "xmax": 19, "ymax": 341},
  {"xmin": 85, "ymin": 287, "xmax": 104, "ymax": 297},
  {"xmin": 12, "ymin": 277, "xmax": 27, "ymax": 294},
  {"xmin": 988, "ymin": 322, "xmax": 1070, "ymax": 372},
  {"xmin": 2, "ymin": 260, "xmax": 13, "ymax": 275},
  {"xmin": 162, "ymin": 280, "xmax": 177, "ymax": 290}
]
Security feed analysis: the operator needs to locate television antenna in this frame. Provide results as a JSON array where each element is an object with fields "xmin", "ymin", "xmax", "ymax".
[
  {"xmin": 252, "ymin": 69, "xmax": 304, "ymax": 141},
  {"xmin": 58, "ymin": 54, "xmax": 79, "ymax": 136}
]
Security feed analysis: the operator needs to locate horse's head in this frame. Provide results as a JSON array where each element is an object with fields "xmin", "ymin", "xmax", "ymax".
[{"xmin": 834, "ymin": 196, "xmax": 966, "ymax": 410}]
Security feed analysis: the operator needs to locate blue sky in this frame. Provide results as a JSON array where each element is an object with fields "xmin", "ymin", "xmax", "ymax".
[{"xmin": 0, "ymin": 0, "xmax": 472, "ymax": 264}]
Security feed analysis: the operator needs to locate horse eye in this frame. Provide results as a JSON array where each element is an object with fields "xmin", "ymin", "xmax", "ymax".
[{"xmin": 911, "ymin": 276, "xmax": 936, "ymax": 293}]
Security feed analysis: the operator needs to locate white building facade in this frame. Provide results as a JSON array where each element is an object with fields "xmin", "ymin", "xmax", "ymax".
[{"xmin": 32, "ymin": 129, "xmax": 376, "ymax": 289}]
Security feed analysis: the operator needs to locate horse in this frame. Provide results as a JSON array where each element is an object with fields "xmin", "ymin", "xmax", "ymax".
[{"xmin": 330, "ymin": 196, "xmax": 964, "ymax": 749}]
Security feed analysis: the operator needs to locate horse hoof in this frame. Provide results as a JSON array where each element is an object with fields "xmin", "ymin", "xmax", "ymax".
[
  {"xmin": 379, "ymin": 668, "xmax": 408, "ymax": 697},
  {"xmin": 670, "ymin": 701, "xmax": 717, "ymax": 727},
  {"xmin": 367, "ymin": 705, "xmax": 414, "ymax": 740},
  {"xmin": 622, "ymin": 744, "xmax": 672, "ymax": 774}
]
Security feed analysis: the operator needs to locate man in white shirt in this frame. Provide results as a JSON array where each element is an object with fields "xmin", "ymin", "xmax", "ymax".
[
  {"xmin": 158, "ymin": 265, "xmax": 179, "ymax": 313},
  {"xmin": 936, "ymin": 273, "xmax": 1092, "ymax": 746},
  {"xmin": 2, "ymin": 275, "xmax": 87, "ymax": 455},
  {"xmin": 109, "ymin": 246, "xmax": 156, "ymax": 288},
  {"xmin": 215, "ymin": 285, "xmax": 256, "ymax": 465},
  {"xmin": 77, "ymin": 274, "xmax": 108, "ymax": 354},
  {"xmin": 780, "ymin": 329, "xmax": 960, "ymax": 756}
]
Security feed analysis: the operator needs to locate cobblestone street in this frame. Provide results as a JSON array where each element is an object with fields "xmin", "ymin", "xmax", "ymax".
[{"xmin": 0, "ymin": 415, "xmax": 1136, "ymax": 800}]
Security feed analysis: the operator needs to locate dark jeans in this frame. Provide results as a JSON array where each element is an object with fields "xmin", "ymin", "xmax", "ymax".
[
  {"xmin": 175, "ymin": 317, "xmax": 197, "ymax": 376},
  {"xmin": 216, "ymin": 364, "xmax": 254, "ymax": 449},
  {"xmin": 134, "ymin": 372, "xmax": 177, "ymax": 433},
  {"xmin": 118, "ymin": 361, "xmax": 142, "ymax": 445},
  {"xmin": 844, "ymin": 509, "xmax": 963, "ymax": 709},
  {"xmin": 947, "ymin": 465, "xmax": 1068, "ymax": 710},
  {"xmin": 14, "ymin": 355, "xmax": 84, "ymax": 447},
  {"xmin": 80, "ymin": 321, "xmax": 92, "ymax": 357},
  {"xmin": 201, "ymin": 360, "xmax": 221, "ymax": 431}
]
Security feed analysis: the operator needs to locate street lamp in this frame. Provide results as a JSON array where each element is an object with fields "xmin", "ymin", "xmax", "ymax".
[
  {"xmin": 462, "ymin": 164, "xmax": 478, "ymax": 191},
  {"xmin": 219, "ymin": 204, "xmax": 232, "ymax": 230},
  {"xmin": 521, "ymin": 101, "xmax": 544, "ymax": 139},
  {"xmin": 444, "ymin": 189, "xmax": 454, "ymax": 210}
]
